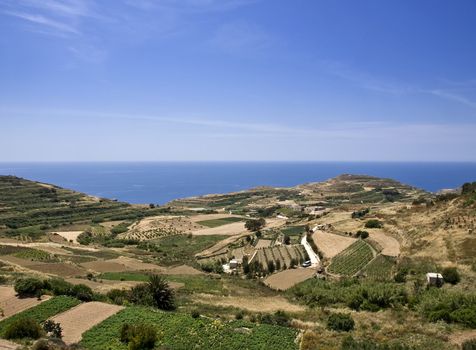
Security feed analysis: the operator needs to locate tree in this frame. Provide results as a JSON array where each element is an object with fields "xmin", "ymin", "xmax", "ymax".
[
  {"xmin": 14, "ymin": 278, "xmax": 44, "ymax": 297},
  {"xmin": 283, "ymin": 235, "xmax": 291, "ymax": 245},
  {"xmin": 120, "ymin": 323, "xmax": 157, "ymax": 350},
  {"xmin": 245, "ymin": 218, "xmax": 266, "ymax": 232},
  {"xmin": 5, "ymin": 318, "xmax": 43, "ymax": 340},
  {"xmin": 147, "ymin": 275, "xmax": 176, "ymax": 310},
  {"xmin": 42, "ymin": 320, "xmax": 62, "ymax": 339}
]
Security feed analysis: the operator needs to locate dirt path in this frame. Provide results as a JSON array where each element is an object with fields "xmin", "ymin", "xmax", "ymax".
[
  {"xmin": 51, "ymin": 302, "xmax": 124, "ymax": 344},
  {"xmin": 449, "ymin": 329, "xmax": 476, "ymax": 346},
  {"xmin": 0, "ymin": 286, "xmax": 51, "ymax": 319},
  {"xmin": 0, "ymin": 339, "xmax": 19, "ymax": 350},
  {"xmin": 264, "ymin": 268, "xmax": 317, "ymax": 290},
  {"xmin": 193, "ymin": 293, "xmax": 305, "ymax": 313}
]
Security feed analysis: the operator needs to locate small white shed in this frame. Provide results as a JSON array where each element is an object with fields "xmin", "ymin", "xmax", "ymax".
[{"xmin": 426, "ymin": 272, "xmax": 443, "ymax": 286}]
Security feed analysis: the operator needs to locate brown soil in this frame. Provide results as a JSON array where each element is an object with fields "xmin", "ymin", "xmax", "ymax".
[
  {"xmin": 80, "ymin": 261, "xmax": 134, "ymax": 273},
  {"xmin": 369, "ymin": 229, "xmax": 400, "ymax": 256},
  {"xmin": 51, "ymin": 302, "xmax": 124, "ymax": 344},
  {"xmin": 0, "ymin": 339, "xmax": 19, "ymax": 349},
  {"xmin": 104, "ymin": 256, "xmax": 164, "ymax": 272},
  {"xmin": 0, "ymin": 286, "xmax": 51, "ymax": 319},
  {"xmin": 163, "ymin": 265, "xmax": 203, "ymax": 275},
  {"xmin": 264, "ymin": 268, "xmax": 317, "ymax": 290},
  {"xmin": 312, "ymin": 230, "xmax": 356, "ymax": 258}
]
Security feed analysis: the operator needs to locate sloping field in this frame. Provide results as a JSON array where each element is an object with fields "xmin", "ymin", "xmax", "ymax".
[
  {"xmin": 0, "ymin": 286, "xmax": 50, "ymax": 319},
  {"xmin": 51, "ymin": 302, "xmax": 124, "ymax": 344},
  {"xmin": 191, "ymin": 221, "xmax": 246, "ymax": 236},
  {"xmin": 255, "ymin": 239, "xmax": 272, "ymax": 248},
  {"xmin": 362, "ymin": 254, "xmax": 396, "ymax": 281},
  {"xmin": 52, "ymin": 231, "xmax": 82, "ymax": 244},
  {"xmin": 81, "ymin": 261, "xmax": 134, "ymax": 273},
  {"xmin": 369, "ymin": 230, "xmax": 400, "ymax": 256},
  {"xmin": 0, "ymin": 296, "xmax": 80, "ymax": 337},
  {"xmin": 312, "ymin": 230, "xmax": 356, "ymax": 258},
  {"xmin": 193, "ymin": 294, "xmax": 305, "ymax": 313},
  {"xmin": 81, "ymin": 306, "xmax": 299, "ymax": 350},
  {"xmin": 264, "ymin": 268, "xmax": 317, "ymax": 290},
  {"xmin": 327, "ymin": 239, "xmax": 375, "ymax": 276}
]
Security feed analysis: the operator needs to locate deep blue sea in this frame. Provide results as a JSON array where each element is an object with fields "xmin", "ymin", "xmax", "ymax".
[{"xmin": 0, "ymin": 162, "xmax": 475, "ymax": 204}]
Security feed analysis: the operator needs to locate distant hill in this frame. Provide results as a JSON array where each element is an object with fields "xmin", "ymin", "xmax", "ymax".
[{"xmin": 0, "ymin": 175, "xmax": 162, "ymax": 238}]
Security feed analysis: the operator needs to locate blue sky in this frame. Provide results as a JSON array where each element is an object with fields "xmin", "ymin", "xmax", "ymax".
[{"xmin": 1, "ymin": 0, "xmax": 476, "ymax": 161}]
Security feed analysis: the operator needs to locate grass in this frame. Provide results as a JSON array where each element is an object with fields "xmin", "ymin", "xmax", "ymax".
[
  {"xmin": 327, "ymin": 240, "xmax": 374, "ymax": 276},
  {"xmin": 137, "ymin": 234, "xmax": 227, "ymax": 266},
  {"xmin": 363, "ymin": 254, "xmax": 396, "ymax": 281},
  {"xmin": 99, "ymin": 272, "xmax": 226, "ymax": 295},
  {"xmin": 0, "ymin": 296, "xmax": 80, "ymax": 337},
  {"xmin": 196, "ymin": 217, "xmax": 243, "ymax": 228},
  {"xmin": 81, "ymin": 306, "xmax": 298, "ymax": 350}
]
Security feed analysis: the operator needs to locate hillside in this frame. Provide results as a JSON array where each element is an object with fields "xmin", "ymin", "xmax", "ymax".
[
  {"xmin": 0, "ymin": 175, "xmax": 475, "ymax": 350},
  {"xmin": 0, "ymin": 176, "xmax": 164, "ymax": 239}
]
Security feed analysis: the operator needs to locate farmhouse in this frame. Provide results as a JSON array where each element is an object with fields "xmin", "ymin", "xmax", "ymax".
[{"xmin": 426, "ymin": 272, "xmax": 443, "ymax": 287}]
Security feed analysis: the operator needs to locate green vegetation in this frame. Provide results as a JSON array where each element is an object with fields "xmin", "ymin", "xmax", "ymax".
[
  {"xmin": 136, "ymin": 234, "xmax": 227, "ymax": 266},
  {"xmin": 442, "ymin": 266, "xmax": 461, "ymax": 285},
  {"xmin": 0, "ymin": 296, "xmax": 80, "ymax": 337},
  {"xmin": 327, "ymin": 312, "xmax": 354, "ymax": 332},
  {"xmin": 281, "ymin": 225, "xmax": 305, "ymax": 236},
  {"xmin": 81, "ymin": 306, "xmax": 298, "ymax": 350},
  {"xmin": 363, "ymin": 254, "xmax": 396, "ymax": 281},
  {"xmin": 100, "ymin": 272, "xmax": 225, "ymax": 295},
  {"xmin": 14, "ymin": 277, "xmax": 45, "ymax": 297},
  {"xmin": 462, "ymin": 339, "xmax": 476, "ymax": 350},
  {"xmin": 120, "ymin": 323, "xmax": 157, "ymax": 350},
  {"xmin": 327, "ymin": 240, "xmax": 374, "ymax": 276},
  {"xmin": 197, "ymin": 217, "xmax": 243, "ymax": 228},
  {"xmin": 289, "ymin": 278, "xmax": 408, "ymax": 311},
  {"xmin": 418, "ymin": 288, "xmax": 476, "ymax": 328},
  {"xmin": 245, "ymin": 218, "xmax": 266, "ymax": 232},
  {"xmin": 4, "ymin": 317, "xmax": 43, "ymax": 340},
  {"xmin": 351, "ymin": 208, "xmax": 369, "ymax": 219},
  {"xmin": 365, "ymin": 219, "xmax": 384, "ymax": 228},
  {"xmin": 0, "ymin": 176, "xmax": 162, "ymax": 238},
  {"xmin": 0, "ymin": 245, "xmax": 57, "ymax": 262},
  {"xmin": 341, "ymin": 336, "xmax": 416, "ymax": 350}
]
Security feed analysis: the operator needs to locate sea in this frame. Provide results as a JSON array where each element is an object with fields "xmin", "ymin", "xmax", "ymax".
[{"xmin": 0, "ymin": 162, "xmax": 475, "ymax": 205}]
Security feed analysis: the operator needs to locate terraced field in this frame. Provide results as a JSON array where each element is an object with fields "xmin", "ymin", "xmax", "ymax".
[
  {"xmin": 250, "ymin": 244, "xmax": 308, "ymax": 271},
  {"xmin": 363, "ymin": 254, "xmax": 396, "ymax": 280},
  {"xmin": 327, "ymin": 239, "xmax": 375, "ymax": 276},
  {"xmin": 81, "ymin": 306, "xmax": 298, "ymax": 350}
]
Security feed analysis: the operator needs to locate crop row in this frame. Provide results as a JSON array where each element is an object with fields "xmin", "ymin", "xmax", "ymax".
[{"xmin": 327, "ymin": 240, "xmax": 374, "ymax": 276}]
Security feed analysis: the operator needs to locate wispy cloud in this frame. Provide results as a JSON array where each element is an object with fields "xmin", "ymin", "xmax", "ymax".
[
  {"xmin": 424, "ymin": 89, "xmax": 476, "ymax": 110},
  {"xmin": 3, "ymin": 10, "xmax": 80, "ymax": 35},
  {"xmin": 210, "ymin": 20, "xmax": 273, "ymax": 55}
]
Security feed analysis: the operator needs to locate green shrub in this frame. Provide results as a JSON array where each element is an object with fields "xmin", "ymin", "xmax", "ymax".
[
  {"xmin": 4, "ymin": 317, "xmax": 43, "ymax": 339},
  {"xmin": 107, "ymin": 289, "xmax": 129, "ymax": 305},
  {"xmin": 327, "ymin": 313, "xmax": 354, "ymax": 332},
  {"xmin": 120, "ymin": 323, "xmax": 157, "ymax": 350},
  {"xmin": 365, "ymin": 220, "xmax": 383, "ymax": 229},
  {"xmin": 46, "ymin": 278, "xmax": 73, "ymax": 296},
  {"xmin": 71, "ymin": 284, "xmax": 94, "ymax": 301},
  {"xmin": 191, "ymin": 310, "xmax": 200, "ymax": 319},
  {"xmin": 442, "ymin": 266, "xmax": 460, "ymax": 285},
  {"xmin": 14, "ymin": 278, "xmax": 44, "ymax": 297},
  {"xmin": 462, "ymin": 339, "xmax": 476, "ymax": 350}
]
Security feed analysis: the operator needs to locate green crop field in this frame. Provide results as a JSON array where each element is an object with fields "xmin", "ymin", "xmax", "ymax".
[
  {"xmin": 327, "ymin": 240, "xmax": 374, "ymax": 276},
  {"xmin": 0, "ymin": 296, "xmax": 80, "ymax": 337},
  {"xmin": 281, "ymin": 226, "xmax": 305, "ymax": 236},
  {"xmin": 81, "ymin": 306, "xmax": 298, "ymax": 350},
  {"xmin": 363, "ymin": 254, "xmax": 396, "ymax": 281},
  {"xmin": 197, "ymin": 217, "xmax": 244, "ymax": 228}
]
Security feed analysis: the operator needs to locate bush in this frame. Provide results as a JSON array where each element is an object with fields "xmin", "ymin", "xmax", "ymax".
[
  {"xmin": 107, "ymin": 289, "xmax": 130, "ymax": 305},
  {"xmin": 14, "ymin": 278, "xmax": 45, "ymax": 297},
  {"xmin": 245, "ymin": 218, "xmax": 266, "ymax": 232},
  {"xmin": 442, "ymin": 266, "xmax": 460, "ymax": 285},
  {"xmin": 356, "ymin": 230, "xmax": 369, "ymax": 239},
  {"xmin": 4, "ymin": 317, "xmax": 43, "ymax": 339},
  {"xmin": 43, "ymin": 319, "xmax": 62, "ymax": 338},
  {"xmin": 462, "ymin": 339, "xmax": 476, "ymax": 350},
  {"xmin": 327, "ymin": 313, "xmax": 354, "ymax": 332},
  {"xmin": 46, "ymin": 278, "xmax": 73, "ymax": 296},
  {"xmin": 120, "ymin": 323, "xmax": 157, "ymax": 350},
  {"xmin": 71, "ymin": 284, "xmax": 94, "ymax": 301},
  {"xmin": 365, "ymin": 220, "xmax": 383, "ymax": 229},
  {"xmin": 191, "ymin": 310, "xmax": 200, "ymax": 319}
]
